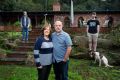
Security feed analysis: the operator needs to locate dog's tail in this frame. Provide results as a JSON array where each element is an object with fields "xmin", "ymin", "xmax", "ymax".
[
  {"xmin": 105, "ymin": 65, "xmax": 113, "ymax": 67},
  {"xmin": 108, "ymin": 65, "xmax": 113, "ymax": 67}
]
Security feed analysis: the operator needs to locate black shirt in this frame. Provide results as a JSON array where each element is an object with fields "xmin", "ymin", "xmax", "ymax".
[{"xmin": 87, "ymin": 19, "xmax": 100, "ymax": 34}]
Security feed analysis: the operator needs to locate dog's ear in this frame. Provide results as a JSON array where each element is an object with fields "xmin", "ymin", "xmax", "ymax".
[
  {"xmin": 88, "ymin": 50, "xmax": 93, "ymax": 58},
  {"xmin": 88, "ymin": 50, "xmax": 92, "ymax": 55},
  {"xmin": 88, "ymin": 50, "xmax": 92, "ymax": 53},
  {"xmin": 92, "ymin": 51, "xmax": 95, "ymax": 57},
  {"xmin": 100, "ymin": 53, "xmax": 104, "ymax": 59}
]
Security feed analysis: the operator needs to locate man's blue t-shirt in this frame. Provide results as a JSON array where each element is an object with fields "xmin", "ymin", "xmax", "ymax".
[{"xmin": 52, "ymin": 31, "xmax": 72, "ymax": 63}]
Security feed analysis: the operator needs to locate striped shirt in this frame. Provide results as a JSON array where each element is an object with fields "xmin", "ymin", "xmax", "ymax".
[{"xmin": 33, "ymin": 36, "xmax": 53, "ymax": 67}]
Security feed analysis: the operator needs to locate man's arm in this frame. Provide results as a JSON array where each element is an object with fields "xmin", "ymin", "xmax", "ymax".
[
  {"xmin": 63, "ymin": 46, "xmax": 72, "ymax": 62},
  {"xmin": 86, "ymin": 20, "xmax": 89, "ymax": 36},
  {"xmin": 97, "ymin": 25, "xmax": 100, "ymax": 34},
  {"xmin": 86, "ymin": 25, "xmax": 89, "ymax": 36},
  {"xmin": 20, "ymin": 18, "xmax": 23, "ymax": 28},
  {"xmin": 28, "ymin": 17, "xmax": 31, "ymax": 28}
]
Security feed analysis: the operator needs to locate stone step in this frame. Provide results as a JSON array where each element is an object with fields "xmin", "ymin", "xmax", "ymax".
[
  {"xmin": 19, "ymin": 42, "xmax": 35, "ymax": 46},
  {"xmin": 29, "ymin": 32, "xmax": 41, "ymax": 36},
  {"xmin": 28, "ymin": 38, "xmax": 37, "ymax": 42},
  {"xmin": 29, "ymin": 34, "xmax": 40, "ymax": 38},
  {"xmin": 32, "ymin": 28, "xmax": 41, "ymax": 31},
  {"xmin": 29, "ymin": 34, "xmax": 40, "ymax": 37},
  {"xmin": 6, "ymin": 53, "xmax": 28, "ymax": 58},
  {"xmin": 0, "ymin": 58, "xmax": 26, "ymax": 65},
  {"xmin": 30, "ymin": 31, "xmax": 41, "ymax": 35},
  {"xmin": 15, "ymin": 46, "xmax": 34, "ymax": 51},
  {"xmin": 0, "ymin": 28, "xmax": 42, "ymax": 65},
  {"xmin": 29, "ymin": 33, "xmax": 40, "ymax": 35},
  {"xmin": 8, "ymin": 51, "xmax": 32, "ymax": 54}
]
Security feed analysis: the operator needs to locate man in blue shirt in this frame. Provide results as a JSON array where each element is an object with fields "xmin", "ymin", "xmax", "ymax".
[
  {"xmin": 52, "ymin": 20, "xmax": 72, "ymax": 80},
  {"xmin": 20, "ymin": 11, "xmax": 31, "ymax": 42}
]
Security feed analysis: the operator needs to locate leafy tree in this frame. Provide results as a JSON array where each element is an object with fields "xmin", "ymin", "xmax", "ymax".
[
  {"xmin": 0, "ymin": 0, "xmax": 44, "ymax": 11},
  {"xmin": 0, "ymin": 0, "xmax": 120, "ymax": 11},
  {"xmin": 0, "ymin": 0, "xmax": 17, "ymax": 11}
]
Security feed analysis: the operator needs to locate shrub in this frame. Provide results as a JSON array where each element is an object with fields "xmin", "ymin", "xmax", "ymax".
[
  {"xmin": 0, "ymin": 32, "xmax": 21, "ymax": 50},
  {"xmin": 108, "ymin": 24, "xmax": 120, "ymax": 47},
  {"xmin": 13, "ymin": 21, "xmax": 21, "ymax": 27}
]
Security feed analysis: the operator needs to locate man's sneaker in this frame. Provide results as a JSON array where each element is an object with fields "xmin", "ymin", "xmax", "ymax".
[
  {"xmin": 25, "ymin": 40, "xmax": 29, "ymax": 43},
  {"xmin": 22, "ymin": 40, "xmax": 25, "ymax": 43}
]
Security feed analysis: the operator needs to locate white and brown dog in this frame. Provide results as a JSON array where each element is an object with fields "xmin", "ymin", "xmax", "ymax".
[{"xmin": 89, "ymin": 51, "xmax": 113, "ymax": 67}]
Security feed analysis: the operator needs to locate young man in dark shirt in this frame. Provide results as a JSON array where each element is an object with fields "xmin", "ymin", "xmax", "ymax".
[{"xmin": 87, "ymin": 12, "xmax": 100, "ymax": 52}]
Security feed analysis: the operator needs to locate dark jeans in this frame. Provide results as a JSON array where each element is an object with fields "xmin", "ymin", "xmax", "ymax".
[
  {"xmin": 22, "ymin": 27, "xmax": 29, "ymax": 41},
  {"xmin": 37, "ymin": 65, "xmax": 52, "ymax": 80},
  {"xmin": 53, "ymin": 60, "xmax": 69, "ymax": 80}
]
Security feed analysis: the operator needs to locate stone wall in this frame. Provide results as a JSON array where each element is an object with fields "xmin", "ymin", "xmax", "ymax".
[{"xmin": 54, "ymin": 13, "xmax": 120, "ymax": 28}]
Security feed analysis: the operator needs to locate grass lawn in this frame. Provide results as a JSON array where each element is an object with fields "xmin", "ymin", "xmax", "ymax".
[{"xmin": 0, "ymin": 59, "xmax": 120, "ymax": 80}]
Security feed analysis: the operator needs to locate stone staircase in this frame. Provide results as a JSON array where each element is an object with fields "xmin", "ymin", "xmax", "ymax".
[
  {"xmin": 0, "ymin": 28, "xmax": 41, "ymax": 65},
  {"xmin": 0, "ymin": 27, "xmax": 114, "ymax": 65}
]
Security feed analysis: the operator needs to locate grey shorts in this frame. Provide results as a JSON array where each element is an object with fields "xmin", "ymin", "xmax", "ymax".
[{"xmin": 88, "ymin": 33, "xmax": 98, "ymax": 42}]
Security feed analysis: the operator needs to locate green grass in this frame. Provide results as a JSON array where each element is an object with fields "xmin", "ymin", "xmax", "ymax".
[{"xmin": 0, "ymin": 59, "xmax": 120, "ymax": 80}]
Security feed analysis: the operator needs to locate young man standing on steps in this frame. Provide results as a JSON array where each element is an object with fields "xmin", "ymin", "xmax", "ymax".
[
  {"xmin": 20, "ymin": 11, "xmax": 31, "ymax": 42},
  {"xmin": 87, "ymin": 12, "xmax": 100, "ymax": 52}
]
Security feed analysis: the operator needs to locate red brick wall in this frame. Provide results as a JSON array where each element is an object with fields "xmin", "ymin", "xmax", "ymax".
[
  {"xmin": 53, "ymin": 2, "xmax": 61, "ymax": 11},
  {"xmin": 63, "ymin": 27, "xmax": 111, "ymax": 34},
  {"xmin": 56, "ymin": 13, "xmax": 120, "ymax": 27},
  {"xmin": 54, "ymin": 13, "xmax": 120, "ymax": 33}
]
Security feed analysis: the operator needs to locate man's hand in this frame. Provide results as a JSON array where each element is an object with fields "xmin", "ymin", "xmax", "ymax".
[
  {"xmin": 37, "ymin": 66, "xmax": 42, "ymax": 69},
  {"xmin": 63, "ymin": 46, "xmax": 72, "ymax": 62},
  {"xmin": 63, "ymin": 58, "xmax": 67, "ymax": 62},
  {"xmin": 87, "ymin": 32, "xmax": 89, "ymax": 37}
]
